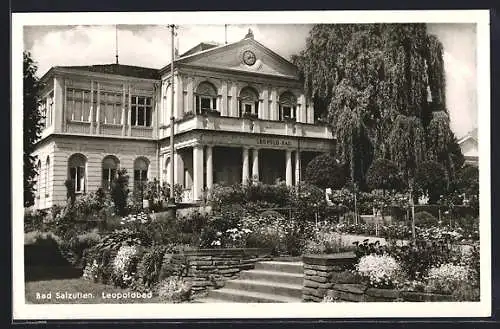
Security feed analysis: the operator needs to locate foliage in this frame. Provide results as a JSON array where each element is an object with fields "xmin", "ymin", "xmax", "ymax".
[
  {"xmin": 62, "ymin": 230, "xmax": 102, "ymax": 267},
  {"xmin": 304, "ymin": 230, "xmax": 354, "ymax": 254},
  {"xmin": 365, "ymin": 159, "xmax": 403, "ymax": 193},
  {"xmin": 414, "ymin": 160, "xmax": 448, "ymax": 203},
  {"xmin": 425, "ymin": 263, "xmax": 469, "ymax": 295},
  {"xmin": 23, "ymin": 51, "xmax": 44, "ymax": 207},
  {"xmin": 24, "ymin": 230, "xmax": 62, "ymax": 246},
  {"xmin": 304, "ymin": 153, "xmax": 347, "ymax": 189},
  {"xmin": 64, "ymin": 179, "xmax": 76, "ymax": 207},
  {"xmin": 112, "ymin": 245, "xmax": 141, "ymax": 288},
  {"xmin": 136, "ymin": 245, "xmax": 167, "ymax": 287},
  {"xmin": 356, "ymin": 254, "xmax": 403, "ymax": 288},
  {"xmin": 413, "ymin": 211, "xmax": 437, "ymax": 227},
  {"xmin": 292, "ymin": 24, "xmax": 447, "ymax": 185},
  {"xmin": 110, "ymin": 169, "xmax": 129, "ymax": 216},
  {"xmin": 24, "ymin": 209, "xmax": 47, "ymax": 232},
  {"xmin": 156, "ymin": 277, "xmax": 192, "ymax": 303}
]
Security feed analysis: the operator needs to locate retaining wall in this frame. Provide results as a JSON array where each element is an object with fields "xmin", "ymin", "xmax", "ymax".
[
  {"xmin": 162, "ymin": 248, "xmax": 271, "ymax": 293},
  {"xmin": 302, "ymin": 252, "xmax": 454, "ymax": 302}
]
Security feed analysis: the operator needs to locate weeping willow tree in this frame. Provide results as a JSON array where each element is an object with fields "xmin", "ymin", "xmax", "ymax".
[{"xmin": 292, "ymin": 24, "xmax": 453, "ymax": 187}]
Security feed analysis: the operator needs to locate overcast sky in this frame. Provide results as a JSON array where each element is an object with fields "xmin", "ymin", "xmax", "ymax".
[{"xmin": 24, "ymin": 23, "xmax": 477, "ymax": 138}]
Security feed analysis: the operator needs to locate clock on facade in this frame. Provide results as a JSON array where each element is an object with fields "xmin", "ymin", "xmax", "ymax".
[{"xmin": 242, "ymin": 50, "xmax": 256, "ymax": 66}]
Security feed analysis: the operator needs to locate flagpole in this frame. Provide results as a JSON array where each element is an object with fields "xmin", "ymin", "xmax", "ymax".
[{"xmin": 115, "ymin": 25, "xmax": 119, "ymax": 64}]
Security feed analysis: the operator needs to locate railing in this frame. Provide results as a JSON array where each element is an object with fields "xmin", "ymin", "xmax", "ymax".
[
  {"xmin": 66, "ymin": 121, "xmax": 91, "ymax": 134},
  {"xmin": 101, "ymin": 124, "xmax": 123, "ymax": 136},
  {"xmin": 131, "ymin": 126, "xmax": 153, "ymax": 138}
]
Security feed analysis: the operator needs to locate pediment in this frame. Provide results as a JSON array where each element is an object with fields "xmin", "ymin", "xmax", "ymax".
[{"xmin": 177, "ymin": 38, "xmax": 299, "ymax": 78}]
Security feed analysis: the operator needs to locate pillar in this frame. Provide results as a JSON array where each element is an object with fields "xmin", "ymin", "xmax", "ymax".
[
  {"xmin": 230, "ymin": 82, "xmax": 238, "ymax": 117},
  {"xmin": 90, "ymin": 80, "xmax": 95, "ymax": 134},
  {"xmin": 286, "ymin": 150, "xmax": 293, "ymax": 186},
  {"xmin": 193, "ymin": 145, "xmax": 204, "ymax": 201},
  {"xmin": 206, "ymin": 146, "xmax": 213, "ymax": 190},
  {"xmin": 121, "ymin": 83, "xmax": 126, "ymax": 136},
  {"xmin": 221, "ymin": 81, "xmax": 228, "ymax": 116},
  {"xmin": 295, "ymin": 150, "xmax": 301, "ymax": 185},
  {"xmin": 174, "ymin": 150, "xmax": 184, "ymax": 187},
  {"xmin": 176, "ymin": 74, "xmax": 183, "ymax": 118},
  {"xmin": 96, "ymin": 82, "xmax": 101, "ymax": 134},
  {"xmin": 187, "ymin": 76, "xmax": 194, "ymax": 114},
  {"xmin": 252, "ymin": 148, "xmax": 259, "ymax": 183},
  {"xmin": 242, "ymin": 147, "xmax": 249, "ymax": 184},
  {"xmin": 127, "ymin": 84, "xmax": 132, "ymax": 136},
  {"xmin": 262, "ymin": 89, "xmax": 269, "ymax": 120},
  {"xmin": 271, "ymin": 88, "xmax": 278, "ymax": 121}
]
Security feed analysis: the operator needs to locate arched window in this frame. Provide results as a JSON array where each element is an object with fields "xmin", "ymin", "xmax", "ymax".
[
  {"xmin": 45, "ymin": 156, "xmax": 50, "ymax": 197},
  {"xmin": 68, "ymin": 153, "xmax": 87, "ymax": 193},
  {"xmin": 239, "ymin": 87, "xmax": 259, "ymax": 117},
  {"xmin": 195, "ymin": 82, "xmax": 217, "ymax": 114},
  {"xmin": 278, "ymin": 92, "xmax": 297, "ymax": 121},
  {"xmin": 134, "ymin": 157, "xmax": 149, "ymax": 183},
  {"xmin": 102, "ymin": 155, "xmax": 119, "ymax": 190}
]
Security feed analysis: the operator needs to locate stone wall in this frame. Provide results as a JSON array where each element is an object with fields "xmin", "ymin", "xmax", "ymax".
[
  {"xmin": 302, "ymin": 252, "xmax": 454, "ymax": 302},
  {"xmin": 162, "ymin": 248, "xmax": 271, "ymax": 293}
]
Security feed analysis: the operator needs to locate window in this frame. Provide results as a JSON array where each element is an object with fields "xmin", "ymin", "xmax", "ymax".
[
  {"xmin": 45, "ymin": 156, "xmax": 50, "ymax": 197},
  {"xmin": 131, "ymin": 96, "xmax": 152, "ymax": 127},
  {"xmin": 68, "ymin": 153, "xmax": 87, "ymax": 193},
  {"xmin": 278, "ymin": 92, "xmax": 297, "ymax": 121},
  {"xmin": 46, "ymin": 94, "xmax": 54, "ymax": 127},
  {"xmin": 102, "ymin": 155, "xmax": 119, "ymax": 190},
  {"xmin": 195, "ymin": 82, "xmax": 217, "ymax": 114},
  {"xmin": 239, "ymin": 87, "xmax": 259, "ymax": 117},
  {"xmin": 102, "ymin": 92, "xmax": 122, "ymax": 124},
  {"xmin": 67, "ymin": 88, "xmax": 95, "ymax": 122}
]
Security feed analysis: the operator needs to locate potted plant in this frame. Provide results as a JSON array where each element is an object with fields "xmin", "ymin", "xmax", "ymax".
[{"xmin": 243, "ymin": 112, "xmax": 258, "ymax": 120}]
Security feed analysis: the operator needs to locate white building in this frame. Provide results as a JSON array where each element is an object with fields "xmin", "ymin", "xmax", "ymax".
[{"xmin": 31, "ymin": 30, "xmax": 335, "ymax": 209}]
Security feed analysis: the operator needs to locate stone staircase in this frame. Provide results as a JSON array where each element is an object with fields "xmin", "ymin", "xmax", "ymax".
[{"xmin": 196, "ymin": 261, "xmax": 303, "ymax": 303}]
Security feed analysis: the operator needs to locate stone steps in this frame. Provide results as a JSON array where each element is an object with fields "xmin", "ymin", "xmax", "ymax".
[{"xmin": 196, "ymin": 260, "xmax": 303, "ymax": 303}]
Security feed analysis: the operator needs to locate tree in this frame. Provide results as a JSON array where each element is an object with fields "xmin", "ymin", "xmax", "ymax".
[
  {"xmin": 414, "ymin": 160, "xmax": 447, "ymax": 204},
  {"xmin": 23, "ymin": 51, "xmax": 44, "ymax": 207},
  {"xmin": 365, "ymin": 158, "xmax": 403, "ymax": 195},
  {"xmin": 292, "ymin": 24, "xmax": 448, "ymax": 186},
  {"xmin": 304, "ymin": 153, "xmax": 347, "ymax": 189}
]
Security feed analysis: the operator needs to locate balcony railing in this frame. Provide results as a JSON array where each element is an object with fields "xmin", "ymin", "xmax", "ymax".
[{"xmin": 160, "ymin": 114, "xmax": 333, "ymax": 139}]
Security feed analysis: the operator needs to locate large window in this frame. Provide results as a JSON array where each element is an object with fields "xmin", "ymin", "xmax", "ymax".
[
  {"xmin": 102, "ymin": 92, "xmax": 123, "ymax": 125},
  {"xmin": 239, "ymin": 87, "xmax": 259, "ymax": 117},
  {"xmin": 36, "ymin": 160, "xmax": 41, "ymax": 200},
  {"xmin": 278, "ymin": 92, "xmax": 297, "ymax": 121},
  {"xmin": 195, "ymin": 82, "xmax": 217, "ymax": 114},
  {"xmin": 67, "ymin": 88, "xmax": 95, "ymax": 122},
  {"xmin": 68, "ymin": 153, "xmax": 87, "ymax": 193},
  {"xmin": 102, "ymin": 155, "xmax": 119, "ymax": 190},
  {"xmin": 131, "ymin": 96, "xmax": 152, "ymax": 127},
  {"xmin": 39, "ymin": 93, "xmax": 54, "ymax": 128}
]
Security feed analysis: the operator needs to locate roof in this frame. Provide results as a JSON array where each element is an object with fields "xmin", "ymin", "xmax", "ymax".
[
  {"xmin": 458, "ymin": 128, "xmax": 478, "ymax": 144},
  {"xmin": 54, "ymin": 64, "xmax": 160, "ymax": 80},
  {"xmin": 180, "ymin": 42, "xmax": 220, "ymax": 58}
]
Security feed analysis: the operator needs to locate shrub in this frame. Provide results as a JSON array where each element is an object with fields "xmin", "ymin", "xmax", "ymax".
[
  {"xmin": 415, "ymin": 161, "xmax": 448, "ymax": 204},
  {"xmin": 414, "ymin": 211, "xmax": 437, "ymax": 227},
  {"xmin": 24, "ymin": 209, "xmax": 47, "ymax": 232},
  {"xmin": 425, "ymin": 263, "xmax": 469, "ymax": 295},
  {"xmin": 24, "ymin": 230, "xmax": 62, "ymax": 246},
  {"xmin": 137, "ymin": 245, "xmax": 167, "ymax": 287},
  {"xmin": 112, "ymin": 245, "xmax": 141, "ymax": 287},
  {"xmin": 304, "ymin": 153, "xmax": 347, "ymax": 189},
  {"xmin": 156, "ymin": 277, "xmax": 192, "ymax": 303},
  {"xmin": 244, "ymin": 182, "xmax": 291, "ymax": 206},
  {"xmin": 304, "ymin": 231, "xmax": 353, "ymax": 254},
  {"xmin": 356, "ymin": 254, "xmax": 403, "ymax": 289},
  {"xmin": 208, "ymin": 184, "xmax": 246, "ymax": 208},
  {"xmin": 60, "ymin": 230, "xmax": 102, "ymax": 268},
  {"xmin": 111, "ymin": 169, "xmax": 130, "ymax": 216},
  {"xmin": 366, "ymin": 159, "xmax": 403, "ymax": 193}
]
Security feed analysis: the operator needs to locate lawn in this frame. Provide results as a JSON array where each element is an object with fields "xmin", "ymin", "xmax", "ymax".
[{"xmin": 25, "ymin": 278, "xmax": 165, "ymax": 304}]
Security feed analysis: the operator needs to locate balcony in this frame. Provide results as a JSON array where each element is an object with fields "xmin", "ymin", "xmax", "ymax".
[{"xmin": 160, "ymin": 114, "xmax": 333, "ymax": 139}]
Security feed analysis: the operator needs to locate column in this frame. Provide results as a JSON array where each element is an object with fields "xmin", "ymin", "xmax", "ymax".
[
  {"xmin": 230, "ymin": 82, "xmax": 238, "ymax": 117},
  {"xmin": 174, "ymin": 150, "xmax": 184, "ymax": 187},
  {"xmin": 121, "ymin": 83, "xmax": 126, "ymax": 136},
  {"xmin": 298, "ymin": 94, "xmax": 306, "ymax": 123},
  {"xmin": 206, "ymin": 146, "xmax": 213, "ymax": 190},
  {"xmin": 252, "ymin": 148, "xmax": 259, "ymax": 183},
  {"xmin": 89, "ymin": 81, "xmax": 95, "ymax": 134},
  {"xmin": 193, "ymin": 145, "xmax": 204, "ymax": 201},
  {"xmin": 221, "ymin": 81, "xmax": 228, "ymax": 116},
  {"xmin": 285, "ymin": 150, "xmax": 293, "ymax": 186},
  {"xmin": 176, "ymin": 74, "xmax": 183, "ymax": 118},
  {"xmin": 307, "ymin": 102, "xmax": 314, "ymax": 124},
  {"xmin": 127, "ymin": 85, "xmax": 132, "ymax": 136},
  {"xmin": 187, "ymin": 76, "xmax": 194, "ymax": 114},
  {"xmin": 262, "ymin": 89, "xmax": 269, "ymax": 120},
  {"xmin": 96, "ymin": 82, "xmax": 101, "ymax": 134},
  {"xmin": 271, "ymin": 88, "xmax": 278, "ymax": 121},
  {"xmin": 295, "ymin": 150, "xmax": 301, "ymax": 186},
  {"xmin": 242, "ymin": 147, "xmax": 249, "ymax": 184}
]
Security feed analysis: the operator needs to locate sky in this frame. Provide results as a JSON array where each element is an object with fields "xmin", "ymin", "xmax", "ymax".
[{"xmin": 24, "ymin": 23, "xmax": 477, "ymax": 138}]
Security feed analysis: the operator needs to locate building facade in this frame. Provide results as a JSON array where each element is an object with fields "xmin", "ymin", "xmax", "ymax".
[{"xmin": 31, "ymin": 31, "xmax": 335, "ymax": 209}]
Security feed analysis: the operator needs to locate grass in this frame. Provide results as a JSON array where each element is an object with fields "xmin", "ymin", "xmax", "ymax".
[{"xmin": 25, "ymin": 278, "xmax": 166, "ymax": 304}]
